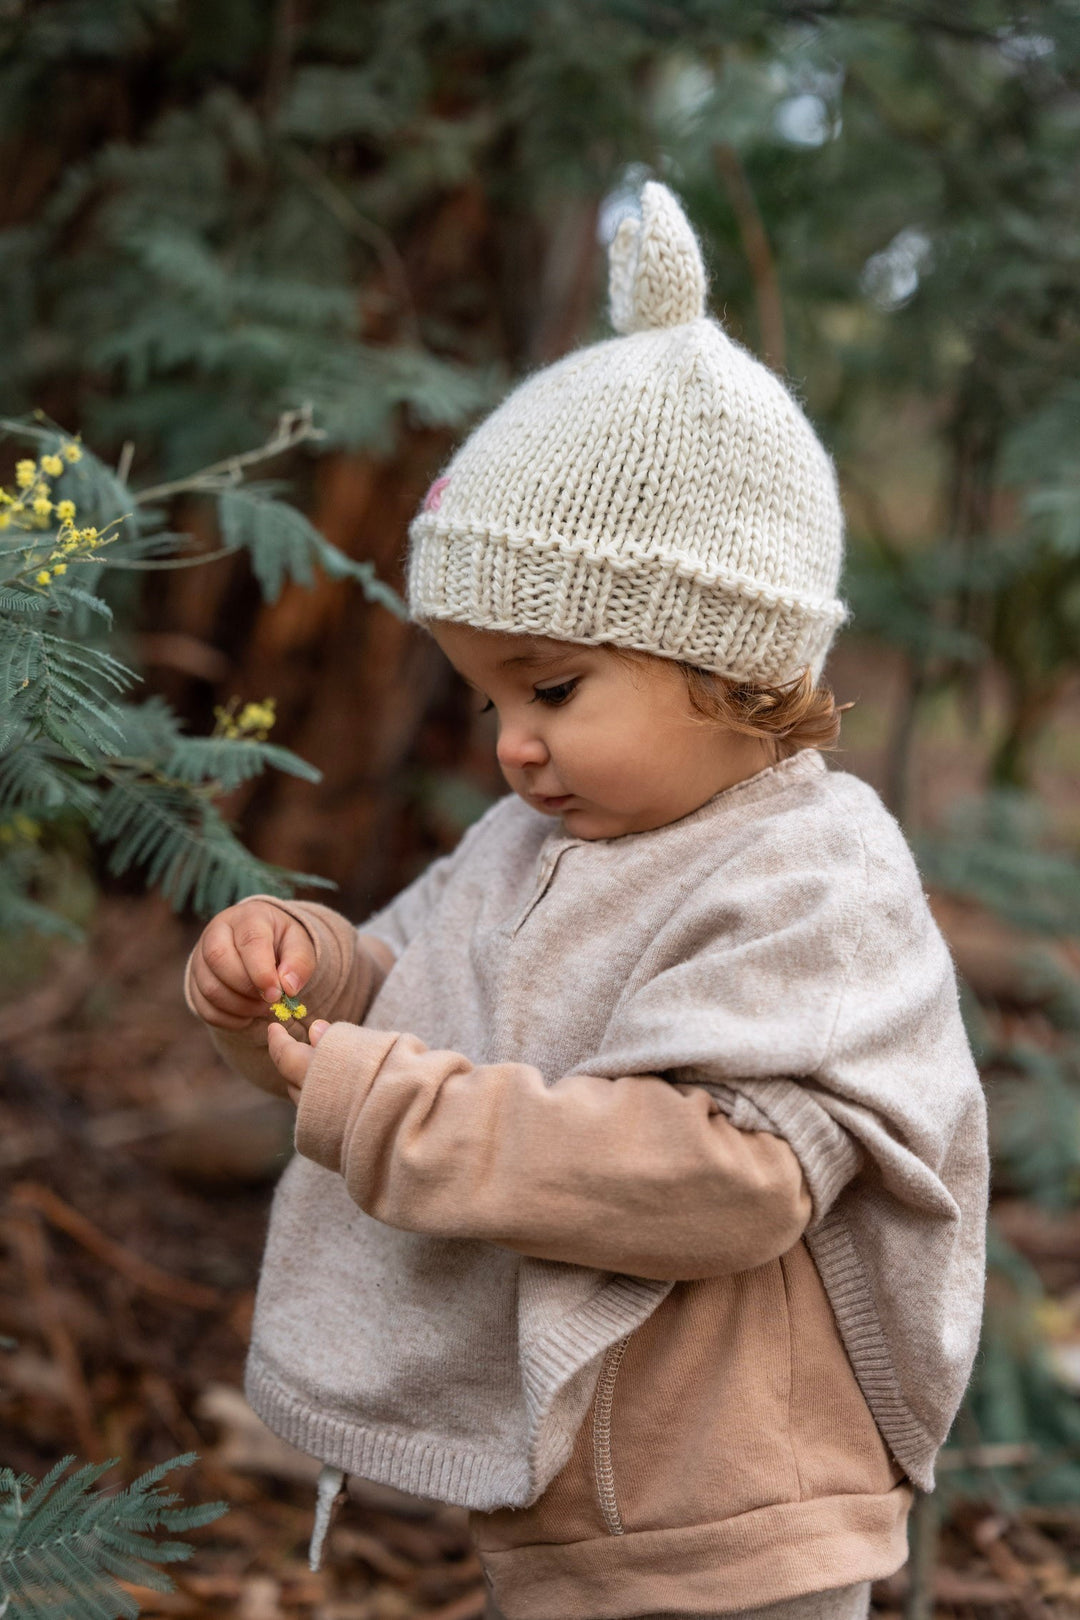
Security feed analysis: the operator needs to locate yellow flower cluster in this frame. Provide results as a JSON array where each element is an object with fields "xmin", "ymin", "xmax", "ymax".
[
  {"xmin": 0, "ymin": 441, "xmax": 115, "ymax": 590},
  {"xmin": 271, "ymin": 997, "xmax": 307, "ymax": 1022},
  {"xmin": 213, "ymin": 697, "xmax": 277, "ymax": 741},
  {"xmin": 0, "ymin": 814, "xmax": 42, "ymax": 845}
]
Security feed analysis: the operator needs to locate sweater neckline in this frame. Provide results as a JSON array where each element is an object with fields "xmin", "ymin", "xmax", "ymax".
[{"xmin": 538, "ymin": 748, "xmax": 826, "ymax": 855}]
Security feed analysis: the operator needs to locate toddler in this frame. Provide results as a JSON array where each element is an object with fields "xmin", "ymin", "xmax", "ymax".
[{"xmin": 187, "ymin": 182, "xmax": 988, "ymax": 1620}]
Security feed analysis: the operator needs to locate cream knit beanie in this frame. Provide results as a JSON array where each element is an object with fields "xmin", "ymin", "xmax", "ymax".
[{"xmin": 407, "ymin": 180, "xmax": 848, "ymax": 685}]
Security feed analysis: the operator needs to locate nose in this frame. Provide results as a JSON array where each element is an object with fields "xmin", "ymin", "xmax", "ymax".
[{"xmin": 495, "ymin": 717, "xmax": 549, "ymax": 774}]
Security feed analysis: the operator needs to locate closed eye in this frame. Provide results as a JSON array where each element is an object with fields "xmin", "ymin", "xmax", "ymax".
[
  {"xmin": 531, "ymin": 679, "xmax": 578, "ymax": 706},
  {"xmin": 476, "ymin": 678, "xmax": 579, "ymax": 715}
]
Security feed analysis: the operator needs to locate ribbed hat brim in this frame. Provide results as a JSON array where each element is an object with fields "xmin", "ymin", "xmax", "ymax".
[{"xmin": 408, "ymin": 517, "xmax": 848, "ymax": 685}]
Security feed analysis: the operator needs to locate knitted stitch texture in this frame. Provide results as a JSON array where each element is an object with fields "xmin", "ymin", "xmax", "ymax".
[{"xmin": 407, "ymin": 181, "xmax": 849, "ymax": 685}]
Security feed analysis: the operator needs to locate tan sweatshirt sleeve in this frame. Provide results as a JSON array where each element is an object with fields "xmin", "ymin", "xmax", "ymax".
[
  {"xmin": 293, "ymin": 1023, "xmax": 813, "ymax": 1279},
  {"xmin": 184, "ymin": 896, "xmax": 396, "ymax": 1101}
]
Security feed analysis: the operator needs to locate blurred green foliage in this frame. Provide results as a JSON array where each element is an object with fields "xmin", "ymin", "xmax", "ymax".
[
  {"xmin": 0, "ymin": 1450, "xmax": 226, "ymax": 1619},
  {"xmin": 0, "ymin": 410, "xmax": 404, "ymax": 934}
]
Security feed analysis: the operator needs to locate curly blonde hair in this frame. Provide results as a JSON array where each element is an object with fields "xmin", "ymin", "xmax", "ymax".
[
  {"xmin": 680, "ymin": 664, "xmax": 851, "ymax": 761},
  {"xmin": 610, "ymin": 648, "xmax": 851, "ymax": 764}
]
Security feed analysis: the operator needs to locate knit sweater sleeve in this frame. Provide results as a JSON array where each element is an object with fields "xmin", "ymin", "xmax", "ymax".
[
  {"xmin": 292, "ymin": 1024, "xmax": 811, "ymax": 1279},
  {"xmin": 184, "ymin": 896, "xmax": 395, "ymax": 1101}
]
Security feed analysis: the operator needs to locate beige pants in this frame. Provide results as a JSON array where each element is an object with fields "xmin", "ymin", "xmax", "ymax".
[{"xmin": 483, "ymin": 1578, "xmax": 871, "ymax": 1620}]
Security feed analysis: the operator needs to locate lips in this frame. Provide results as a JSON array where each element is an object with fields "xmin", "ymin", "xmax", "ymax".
[{"xmin": 534, "ymin": 793, "xmax": 572, "ymax": 809}]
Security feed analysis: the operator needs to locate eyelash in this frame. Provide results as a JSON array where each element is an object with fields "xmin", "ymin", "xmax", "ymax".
[{"xmin": 478, "ymin": 679, "xmax": 578, "ymax": 714}]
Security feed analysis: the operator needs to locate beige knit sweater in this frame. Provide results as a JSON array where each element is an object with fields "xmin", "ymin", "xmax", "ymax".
[{"xmin": 192, "ymin": 749, "xmax": 987, "ymax": 1521}]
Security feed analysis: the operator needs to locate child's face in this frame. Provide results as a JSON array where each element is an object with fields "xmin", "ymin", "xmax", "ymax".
[{"xmin": 428, "ymin": 621, "xmax": 775, "ymax": 840}]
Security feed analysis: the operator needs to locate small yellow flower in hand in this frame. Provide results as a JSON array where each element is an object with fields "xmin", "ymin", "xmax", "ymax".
[
  {"xmin": 36, "ymin": 570, "xmax": 51, "ymax": 585},
  {"xmin": 62, "ymin": 441, "xmax": 82, "ymax": 462},
  {"xmin": 15, "ymin": 460, "xmax": 36, "ymax": 488},
  {"xmin": 56, "ymin": 499, "xmax": 75, "ymax": 521},
  {"xmin": 32, "ymin": 496, "xmax": 52, "ymax": 517},
  {"xmin": 40, "ymin": 454, "xmax": 63, "ymax": 477},
  {"xmin": 270, "ymin": 991, "xmax": 308, "ymax": 1022}
]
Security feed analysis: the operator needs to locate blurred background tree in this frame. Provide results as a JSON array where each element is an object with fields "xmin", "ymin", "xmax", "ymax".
[{"xmin": 3, "ymin": 0, "xmax": 1080, "ymax": 1609}]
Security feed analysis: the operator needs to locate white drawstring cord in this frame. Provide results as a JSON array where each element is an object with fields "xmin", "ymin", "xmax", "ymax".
[{"xmin": 308, "ymin": 1464, "xmax": 347, "ymax": 1571}]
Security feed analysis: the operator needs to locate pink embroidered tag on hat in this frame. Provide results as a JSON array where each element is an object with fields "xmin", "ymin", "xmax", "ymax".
[{"xmin": 423, "ymin": 476, "xmax": 450, "ymax": 512}]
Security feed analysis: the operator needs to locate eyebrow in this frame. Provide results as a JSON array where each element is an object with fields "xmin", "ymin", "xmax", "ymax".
[{"xmin": 497, "ymin": 649, "xmax": 573, "ymax": 671}]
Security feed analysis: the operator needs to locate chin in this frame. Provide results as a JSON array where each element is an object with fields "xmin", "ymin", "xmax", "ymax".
[{"xmin": 560, "ymin": 807, "xmax": 614, "ymax": 839}]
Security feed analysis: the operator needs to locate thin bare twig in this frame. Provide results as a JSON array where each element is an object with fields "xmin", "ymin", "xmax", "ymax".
[
  {"xmin": 95, "ymin": 546, "xmax": 237, "ymax": 572},
  {"xmin": 903, "ymin": 1488, "xmax": 939, "ymax": 1620},
  {"xmin": 132, "ymin": 403, "xmax": 325, "ymax": 505}
]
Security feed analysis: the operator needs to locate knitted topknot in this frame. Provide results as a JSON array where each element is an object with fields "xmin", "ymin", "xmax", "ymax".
[
  {"xmin": 608, "ymin": 180, "xmax": 708, "ymax": 333},
  {"xmin": 407, "ymin": 179, "xmax": 848, "ymax": 686}
]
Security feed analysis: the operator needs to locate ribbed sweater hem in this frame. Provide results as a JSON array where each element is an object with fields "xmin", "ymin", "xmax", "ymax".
[
  {"xmin": 806, "ymin": 1215, "xmax": 937, "ymax": 1490},
  {"xmin": 245, "ymin": 1272, "xmax": 671, "ymax": 1513},
  {"xmin": 472, "ymin": 1485, "xmax": 912, "ymax": 1620},
  {"xmin": 245, "ymin": 1353, "xmax": 518, "ymax": 1508},
  {"xmin": 715, "ymin": 1082, "xmax": 939, "ymax": 1492}
]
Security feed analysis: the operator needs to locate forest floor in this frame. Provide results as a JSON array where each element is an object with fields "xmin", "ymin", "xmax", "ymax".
[{"xmin": 3, "ymin": 645, "xmax": 1080, "ymax": 1618}]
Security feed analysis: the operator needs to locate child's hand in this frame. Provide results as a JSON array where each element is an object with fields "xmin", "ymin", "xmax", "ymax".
[
  {"xmin": 268, "ymin": 1018, "xmax": 330, "ymax": 1105},
  {"xmin": 189, "ymin": 899, "xmax": 316, "ymax": 1031}
]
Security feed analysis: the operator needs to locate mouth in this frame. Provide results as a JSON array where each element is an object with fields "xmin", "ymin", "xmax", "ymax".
[{"xmin": 532, "ymin": 793, "xmax": 573, "ymax": 810}]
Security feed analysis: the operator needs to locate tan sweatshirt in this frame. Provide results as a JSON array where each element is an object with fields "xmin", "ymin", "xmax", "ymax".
[{"xmin": 190, "ymin": 748, "xmax": 987, "ymax": 1618}]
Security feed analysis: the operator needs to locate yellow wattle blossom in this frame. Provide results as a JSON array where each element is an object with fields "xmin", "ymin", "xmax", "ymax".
[
  {"xmin": 270, "ymin": 993, "xmax": 308, "ymax": 1022},
  {"xmin": 214, "ymin": 695, "xmax": 278, "ymax": 741},
  {"xmin": 2, "ymin": 438, "xmax": 124, "ymax": 590},
  {"xmin": 0, "ymin": 814, "xmax": 43, "ymax": 845},
  {"xmin": 238, "ymin": 699, "xmax": 276, "ymax": 734}
]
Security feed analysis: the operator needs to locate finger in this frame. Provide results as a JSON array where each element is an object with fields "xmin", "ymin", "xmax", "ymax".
[
  {"xmin": 188, "ymin": 977, "xmax": 259, "ymax": 1031},
  {"xmin": 275, "ymin": 918, "xmax": 317, "ymax": 999},
  {"xmin": 190, "ymin": 957, "xmax": 266, "ymax": 1020},
  {"xmin": 231, "ymin": 904, "xmax": 286, "ymax": 1002},
  {"xmin": 199, "ymin": 919, "xmax": 262, "ymax": 998},
  {"xmin": 309, "ymin": 1020, "xmax": 330, "ymax": 1046},
  {"xmin": 266, "ymin": 1022, "xmax": 311, "ymax": 1086}
]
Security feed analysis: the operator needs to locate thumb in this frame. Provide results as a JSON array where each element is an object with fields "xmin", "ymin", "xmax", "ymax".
[
  {"xmin": 277, "ymin": 918, "xmax": 316, "ymax": 998},
  {"xmin": 309, "ymin": 1019, "xmax": 330, "ymax": 1046}
]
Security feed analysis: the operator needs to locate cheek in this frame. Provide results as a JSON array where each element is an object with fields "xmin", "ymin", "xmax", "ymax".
[{"xmin": 562, "ymin": 713, "xmax": 652, "ymax": 796}]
